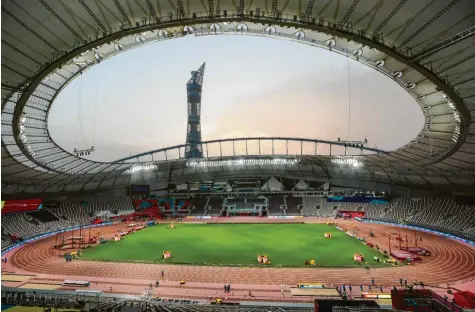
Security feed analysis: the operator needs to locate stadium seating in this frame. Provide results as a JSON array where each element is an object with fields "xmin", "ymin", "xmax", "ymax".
[
  {"xmin": 2, "ymin": 196, "xmax": 474, "ymax": 249},
  {"xmin": 187, "ymin": 197, "xmax": 209, "ymax": 215},
  {"xmin": 206, "ymin": 196, "xmax": 224, "ymax": 215},
  {"xmin": 1, "ymin": 288, "xmax": 313, "ymax": 311},
  {"xmin": 286, "ymin": 196, "xmax": 303, "ymax": 215},
  {"xmin": 268, "ymin": 195, "xmax": 285, "ymax": 215}
]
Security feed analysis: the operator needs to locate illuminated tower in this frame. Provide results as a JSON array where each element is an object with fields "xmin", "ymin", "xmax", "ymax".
[{"xmin": 185, "ymin": 62, "xmax": 205, "ymax": 158}]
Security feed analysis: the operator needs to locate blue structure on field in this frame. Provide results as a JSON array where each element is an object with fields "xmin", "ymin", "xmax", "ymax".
[{"xmin": 185, "ymin": 62, "xmax": 206, "ymax": 158}]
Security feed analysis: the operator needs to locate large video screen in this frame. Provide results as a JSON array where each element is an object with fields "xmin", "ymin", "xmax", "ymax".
[{"xmin": 130, "ymin": 185, "xmax": 150, "ymax": 195}]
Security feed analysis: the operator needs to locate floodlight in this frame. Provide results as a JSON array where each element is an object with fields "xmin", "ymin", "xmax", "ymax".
[
  {"xmin": 408, "ymin": 83, "xmax": 416, "ymax": 89},
  {"xmin": 393, "ymin": 71, "xmax": 402, "ymax": 78},
  {"xmin": 375, "ymin": 60, "xmax": 384, "ymax": 67},
  {"xmin": 353, "ymin": 49, "xmax": 363, "ymax": 57},
  {"xmin": 326, "ymin": 39, "xmax": 336, "ymax": 48},
  {"xmin": 114, "ymin": 42, "xmax": 124, "ymax": 50},
  {"xmin": 135, "ymin": 35, "xmax": 146, "ymax": 43},
  {"xmin": 94, "ymin": 53, "xmax": 104, "ymax": 61}
]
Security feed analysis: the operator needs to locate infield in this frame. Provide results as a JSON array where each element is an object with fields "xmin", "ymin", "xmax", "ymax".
[{"xmin": 81, "ymin": 223, "xmax": 390, "ymax": 267}]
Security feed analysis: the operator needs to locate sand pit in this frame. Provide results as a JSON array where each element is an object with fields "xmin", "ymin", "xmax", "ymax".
[
  {"xmin": 1, "ymin": 274, "xmax": 35, "ymax": 282},
  {"xmin": 18, "ymin": 283, "xmax": 61, "ymax": 290}
]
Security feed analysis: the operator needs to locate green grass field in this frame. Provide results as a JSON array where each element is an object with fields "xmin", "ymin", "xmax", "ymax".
[{"xmin": 81, "ymin": 223, "xmax": 389, "ymax": 267}]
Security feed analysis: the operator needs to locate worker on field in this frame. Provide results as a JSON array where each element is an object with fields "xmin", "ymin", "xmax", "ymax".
[{"xmin": 155, "ymin": 280, "xmax": 159, "ymax": 288}]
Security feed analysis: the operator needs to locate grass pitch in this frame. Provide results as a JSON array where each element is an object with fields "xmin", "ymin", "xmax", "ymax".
[{"xmin": 81, "ymin": 223, "xmax": 389, "ymax": 267}]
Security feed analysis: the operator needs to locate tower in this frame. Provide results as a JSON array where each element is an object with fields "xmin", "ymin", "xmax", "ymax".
[{"xmin": 185, "ymin": 62, "xmax": 206, "ymax": 158}]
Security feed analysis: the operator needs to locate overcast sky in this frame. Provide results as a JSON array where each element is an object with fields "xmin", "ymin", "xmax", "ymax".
[{"xmin": 48, "ymin": 35, "xmax": 424, "ymax": 162}]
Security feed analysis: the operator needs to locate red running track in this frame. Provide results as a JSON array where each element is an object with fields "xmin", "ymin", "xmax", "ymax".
[{"xmin": 4, "ymin": 220, "xmax": 475, "ymax": 287}]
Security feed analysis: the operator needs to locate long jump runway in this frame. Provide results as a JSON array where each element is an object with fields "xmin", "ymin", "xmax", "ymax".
[{"xmin": 3, "ymin": 219, "xmax": 475, "ymax": 293}]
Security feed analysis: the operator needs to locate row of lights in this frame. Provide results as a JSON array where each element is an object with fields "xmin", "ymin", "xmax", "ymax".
[
  {"xmin": 331, "ymin": 157, "xmax": 362, "ymax": 168},
  {"xmin": 325, "ymin": 38, "xmax": 419, "ymax": 92},
  {"xmin": 442, "ymin": 93, "xmax": 461, "ymax": 142},
  {"xmin": 19, "ymin": 114, "xmax": 37, "ymax": 158},
  {"xmin": 187, "ymin": 158, "xmax": 299, "ymax": 167},
  {"xmin": 453, "ymin": 125, "xmax": 461, "ymax": 143},
  {"xmin": 125, "ymin": 163, "xmax": 158, "ymax": 174}
]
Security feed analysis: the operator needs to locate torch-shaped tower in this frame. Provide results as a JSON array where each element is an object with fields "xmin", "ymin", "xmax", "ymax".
[{"xmin": 185, "ymin": 62, "xmax": 206, "ymax": 158}]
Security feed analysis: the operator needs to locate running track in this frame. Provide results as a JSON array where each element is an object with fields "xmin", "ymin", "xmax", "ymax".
[{"xmin": 5, "ymin": 219, "xmax": 475, "ymax": 288}]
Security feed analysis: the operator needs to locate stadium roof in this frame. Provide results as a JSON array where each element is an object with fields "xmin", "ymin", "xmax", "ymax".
[{"xmin": 1, "ymin": 0, "xmax": 475, "ymax": 196}]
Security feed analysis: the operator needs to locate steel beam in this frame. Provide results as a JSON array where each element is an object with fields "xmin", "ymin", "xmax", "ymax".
[
  {"xmin": 304, "ymin": 0, "xmax": 316, "ymax": 20},
  {"xmin": 176, "ymin": 0, "xmax": 186, "ymax": 18},
  {"xmin": 1, "ymin": 7, "xmax": 58, "ymax": 51},
  {"xmin": 341, "ymin": 0, "xmax": 360, "ymax": 25},
  {"xmin": 238, "ymin": 0, "xmax": 245, "ymax": 16},
  {"xmin": 372, "ymin": 0, "xmax": 407, "ymax": 34},
  {"xmin": 399, "ymin": 0, "xmax": 461, "ymax": 48},
  {"xmin": 112, "ymin": 0, "xmax": 132, "ymax": 25},
  {"xmin": 38, "ymin": 0, "xmax": 83, "ymax": 41},
  {"xmin": 208, "ymin": 0, "xmax": 214, "ymax": 17},
  {"xmin": 271, "ymin": 0, "xmax": 279, "ymax": 17},
  {"xmin": 79, "ymin": 0, "xmax": 107, "ymax": 32},
  {"xmin": 411, "ymin": 25, "xmax": 475, "ymax": 61},
  {"xmin": 145, "ymin": 0, "xmax": 159, "ymax": 20}
]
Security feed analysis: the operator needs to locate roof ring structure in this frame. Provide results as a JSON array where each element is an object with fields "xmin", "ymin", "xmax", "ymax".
[{"xmin": 1, "ymin": 0, "xmax": 474, "ymax": 195}]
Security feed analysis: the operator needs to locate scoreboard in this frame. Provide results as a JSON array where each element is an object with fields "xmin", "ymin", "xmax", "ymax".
[{"xmin": 130, "ymin": 185, "xmax": 150, "ymax": 196}]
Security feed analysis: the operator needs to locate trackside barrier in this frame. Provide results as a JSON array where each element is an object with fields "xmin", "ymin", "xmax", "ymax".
[
  {"xmin": 358, "ymin": 219, "xmax": 475, "ymax": 246},
  {"xmin": 1, "ymin": 222, "xmax": 114, "ymax": 256}
]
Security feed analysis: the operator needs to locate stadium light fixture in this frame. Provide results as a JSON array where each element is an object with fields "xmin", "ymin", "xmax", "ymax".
[
  {"xmin": 114, "ymin": 42, "xmax": 124, "ymax": 51},
  {"xmin": 186, "ymin": 158, "xmax": 298, "ymax": 168},
  {"xmin": 326, "ymin": 38, "xmax": 336, "ymax": 49},
  {"xmin": 125, "ymin": 163, "xmax": 157, "ymax": 174},
  {"xmin": 94, "ymin": 53, "xmax": 104, "ymax": 61},
  {"xmin": 393, "ymin": 71, "xmax": 403, "ymax": 78},
  {"xmin": 353, "ymin": 49, "xmax": 363, "ymax": 57},
  {"xmin": 408, "ymin": 83, "xmax": 416, "ymax": 89},
  {"xmin": 453, "ymin": 111, "xmax": 461, "ymax": 123},
  {"xmin": 452, "ymin": 125, "xmax": 461, "ymax": 142},
  {"xmin": 331, "ymin": 157, "xmax": 362, "ymax": 168},
  {"xmin": 135, "ymin": 35, "xmax": 146, "ymax": 43},
  {"xmin": 375, "ymin": 60, "xmax": 385, "ymax": 67}
]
